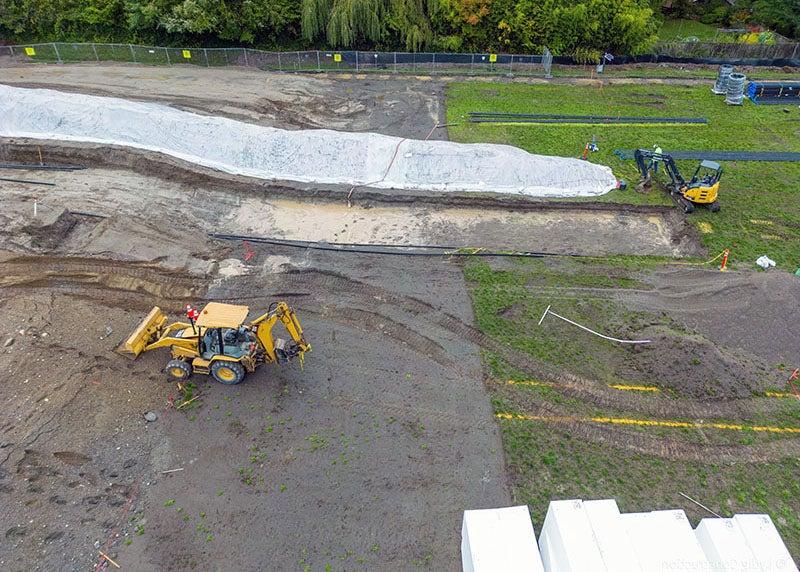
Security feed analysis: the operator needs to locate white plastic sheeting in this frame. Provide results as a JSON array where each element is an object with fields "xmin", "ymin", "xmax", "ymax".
[
  {"xmin": 461, "ymin": 506, "xmax": 544, "ymax": 572},
  {"xmin": 0, "ymin": 84, "xmax": 619, "ymax": 198}
]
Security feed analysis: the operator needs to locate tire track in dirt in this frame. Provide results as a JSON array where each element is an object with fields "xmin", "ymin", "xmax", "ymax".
[
  {"xmin": 4, "ymin": 257, "xmax": 796, "ymax": 461},
  {"xmin": 280, "ymin": 269, "xmax": 788, "ymax": 416},
  {"xmin": 278, "ymin": 268, "xmax": 800, "ymax": 461}
]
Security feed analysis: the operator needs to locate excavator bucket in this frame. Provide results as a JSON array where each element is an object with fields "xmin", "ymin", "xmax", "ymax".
[{"xmin": 120, "ymin": 306, "xmax": 167, "ymax": 357}]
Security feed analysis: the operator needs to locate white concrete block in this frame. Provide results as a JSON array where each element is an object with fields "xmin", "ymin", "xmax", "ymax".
[
  {"xmin": 583, "ymin": 499, "xmax": 642, "ymax": 572},
  {"xmin": 538, "ymin": 499, "xmax": 607, "ymax": 572},
  {"xmin": 734, "ymin": 514, "xmax": 798, "ymax": 572},
  {"xmin": 623, "ymin": 509, "xmax": 710, "ymax": 571},
  {"xmin": 461, "ymin": 505, "xmax": 544, "ymax": 572},
  {"xmin": 695, "ymin": 517, "xmax": 759, "ymax": 572}
]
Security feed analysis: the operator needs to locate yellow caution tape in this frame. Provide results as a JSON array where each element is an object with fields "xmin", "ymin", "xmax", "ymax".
[
  {"xmin": 671, "ymin": 249, "xmax": 727, "ymax": 267},
  {"xmin": 609, "ymin": 384, "xmax": 660, "ymax": 392},
  {"xmin": 496, "ymin": 412, "xmax": 800, "ymax": 434},
  {"xmin": 506, "ymin": 380, "xmax": 554, "ymax": 387},
  {"xmin": 765, "ymin": 391, "xmax": 799, "ymax": 399}
]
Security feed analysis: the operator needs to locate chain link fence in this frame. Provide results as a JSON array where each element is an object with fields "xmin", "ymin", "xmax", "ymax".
[
  {"xmin": 0, "ymin": 43, "xmax": 550, "ymax": 75},
  {"xmin": 656, "ymin": 41, "xmax": 800, "ymax": 61},
  {"xmin": 0, "ymin": 41, "xmax": 797, "ymax": 74}
]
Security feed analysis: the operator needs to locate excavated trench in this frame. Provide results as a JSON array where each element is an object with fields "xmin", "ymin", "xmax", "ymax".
[{"xmin": 0, "ymin": 140, "xmax": 703, "ymax": 259}]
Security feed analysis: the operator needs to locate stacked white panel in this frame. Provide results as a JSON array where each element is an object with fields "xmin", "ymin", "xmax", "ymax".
[
  {"xmin": 734, "ymin": 514, "xmax": 798, "ymax": 572},
  {"xmin": 538, "ymin": 499, "xmax": 607, "ymax": 572},
  {"xmin": 461, "ymin": 505, "xmax": 545, "ymax": 572},
  {"xmin": 622, "ymin": 510, "xmax": 710, "ymax": 571},
  {"xmin": 695, "ymin": 518, "xmax": 759, "ymax": 572},
  {"xmin": 582, "ymin": 499, "xmax": 642, "ymax": 572}
]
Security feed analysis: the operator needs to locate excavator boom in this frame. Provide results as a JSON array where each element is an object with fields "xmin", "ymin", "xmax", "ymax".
[{"xmin": 252, "ymin": 302, "xmax": 311, "ymax": 363}]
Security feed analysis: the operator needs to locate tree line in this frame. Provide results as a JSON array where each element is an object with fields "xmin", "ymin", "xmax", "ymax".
[
  {"xmin": 0, "ymin": 0, "xmax": 658, "ymax": 59},
  {"xmin": 0, "ymin": 0, "xmax": 796, "ymax": 59}
]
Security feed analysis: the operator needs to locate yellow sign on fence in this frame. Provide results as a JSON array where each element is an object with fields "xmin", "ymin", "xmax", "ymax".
[
  {"xmin": 24, "ymin": 47, "xmax": 36, "ymax": 56},
  {"xmin": 182, "ymin": 50, "xmax": 191, "ymax": 59},
  {"xmin": 333, "ymin": 53, "xmax": 342, "ymax": 62},
  {"xmin": 489, "ymin": 53, "xmax": 497, "ymax": 63}
]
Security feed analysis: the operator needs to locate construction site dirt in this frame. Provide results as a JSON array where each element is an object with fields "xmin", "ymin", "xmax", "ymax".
[{"xmin": 1, "ymin": 65, "xmax": 799, "ymax": 570}]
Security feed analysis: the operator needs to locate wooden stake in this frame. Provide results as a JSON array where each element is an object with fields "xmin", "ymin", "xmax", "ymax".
[
  {"xmin": 99, "ymin": 551, "xmax": 120, "ymax": 568},
  {"xmin": 161, "ymin": 467, "xmax": 184, "ymax": 474},
  {"xmin": 679, "ymin": 492, "xmax": 723, "ymax": 518},
  {"xmin": 176, "ymin": 395, "xmax": 201, "ymax": 410}
]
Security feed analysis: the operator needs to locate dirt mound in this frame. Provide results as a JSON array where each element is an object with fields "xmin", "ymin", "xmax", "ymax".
[
  {"xmin": 619, "ymin": 327, "xmax": 782, "ymax": 398},
  {"xmin": 21, "ymin": 208, "xmax": 79, "ymax": 250}
]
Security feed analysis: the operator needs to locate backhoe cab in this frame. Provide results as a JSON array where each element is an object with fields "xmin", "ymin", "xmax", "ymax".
[
  {"xmin": 121, "ymin": 301, "xmax": 310, "ymax": 385},
  {"xmin": 634, "ymin": 148, "xmax": 722, "ymax": 213}
]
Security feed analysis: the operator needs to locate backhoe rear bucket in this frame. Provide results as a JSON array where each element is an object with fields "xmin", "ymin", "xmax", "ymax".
[{"xmin": 120, "ymin": 306, "xmax": 167, "ymax": 357}]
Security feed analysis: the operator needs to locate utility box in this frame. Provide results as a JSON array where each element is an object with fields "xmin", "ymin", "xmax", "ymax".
[{"xmin": 461, "ymin": 505, "xmax": 544, "ymax": 572}]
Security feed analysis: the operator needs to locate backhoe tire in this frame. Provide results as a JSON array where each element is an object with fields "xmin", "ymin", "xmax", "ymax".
[
  {"xmin": 165, "ymin": 359, "xmax": 191, "ymax": 382},
  {"xmin": 709, "ymin": 202, "xmax": 721, "ymax": 213},
  {"xmin": 211, "ymin": 361, "xmax": 245, "ymax": 385}
]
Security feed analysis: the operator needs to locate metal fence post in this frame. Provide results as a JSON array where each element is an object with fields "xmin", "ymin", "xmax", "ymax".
[
  {"xmin": 243, "ymin": 48, "xmax": 249, "ymax": 66},
  {"xmin": 278, "ymin": 52, "xmax": 281, "ymax": 71},
  {"xmin": 355, "ymin": 51, "xmax": 359, "ymax": 72},
  {"xmin": 431, "ymin": 52, "xmax": 435, "ymax": 74},
  {"xmin": 129, "ymin": 44, "xmax": 136, "ymax": 62},
  {"xmin": 470, "ymin": 54, "xmax": 474, "ymax": 74},
  {"xmin": 165, "ymin": 46, "xmax": 171, "ymax": 65},
  {"xmin": 509, "ymin": 55, "xmax": 513, "ymax": 74},
  {"xmin": 204, "ymin": 48, "xmax": 209, "ymax": 66},
  {"xmin": 52, "ymin": 42, "xmax": 62, "ymax": 63},
  {"xmin": 316, "ymin": 50, "xmax": 321, "ymax": 71},
  {"xmin": 393, "ymin": 51, "xmax": 397, "ymax": 73},
  {"xmin": 91, "ymin": 43, "xmax": 98, "ymax": 61},
  {"xmin": 792, "ymin": 43, "xmax": 799, "ymax": 61}
]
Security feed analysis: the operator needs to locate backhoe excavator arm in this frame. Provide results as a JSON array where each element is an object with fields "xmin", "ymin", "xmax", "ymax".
[{"xmin": 250, "ymin": 302, "xmax": 311, "ymax": 364}]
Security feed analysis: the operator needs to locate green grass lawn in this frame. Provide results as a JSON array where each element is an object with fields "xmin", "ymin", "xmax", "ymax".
[
  {"xmin": 447, "ymin": 82, "xmax": 800, "ymax": 269},
  {"xmin": 658, "ymin": 18, "xmax": 720, "ymax": 42},
  {"xmin": 464, "ymin": 256, "xmax": 800, "ymax": 557}
]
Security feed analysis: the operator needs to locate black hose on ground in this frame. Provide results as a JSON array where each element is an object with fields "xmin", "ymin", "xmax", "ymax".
[{"xmin": 209, "ymin": 233, "xmax": 579, "ymax": 258}]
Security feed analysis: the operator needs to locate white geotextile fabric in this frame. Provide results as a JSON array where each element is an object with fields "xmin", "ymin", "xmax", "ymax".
[{"xmin": 0, "ymin": 84, "xmax": 618, "ymax": 197}]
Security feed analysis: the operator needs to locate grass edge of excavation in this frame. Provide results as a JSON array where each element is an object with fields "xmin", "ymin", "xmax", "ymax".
[{"xmin": 447, "ymin": 81, "xmax": 800, "ymax": 269}]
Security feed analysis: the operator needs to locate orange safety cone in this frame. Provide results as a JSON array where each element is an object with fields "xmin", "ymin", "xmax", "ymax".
[
  {"xmin": 581, "ymin": 143, "xmax": 589, "ymax": 160},
  {"xmin": 719, "ymin": 248, "xmax": 730, "ymax": 271}
]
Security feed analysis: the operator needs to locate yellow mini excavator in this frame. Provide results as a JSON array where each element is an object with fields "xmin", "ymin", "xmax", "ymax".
[
  {"xmin": 634, "ymin": 148, "xmax": 722, "ymax": 213},
  {"xmin": 121, "ymin": 301, "xmax": 310, "ymax": 385}
]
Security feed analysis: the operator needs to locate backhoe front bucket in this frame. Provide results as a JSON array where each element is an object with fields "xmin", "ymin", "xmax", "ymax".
[{"xmin": 120, "ymin": 306, "xmax": 167, "ymax": 357}]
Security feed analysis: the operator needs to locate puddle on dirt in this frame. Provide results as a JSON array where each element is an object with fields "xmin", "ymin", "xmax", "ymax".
[{"xmin": 228, "ymin": 197, "xmax": 696, "ymax": 257}]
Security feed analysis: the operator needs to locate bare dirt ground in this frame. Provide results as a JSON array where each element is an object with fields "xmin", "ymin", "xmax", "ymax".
[
  {"xmin": 0, "ymin": 64, "xmax": 797, "ymax": 570},
  {"xmin": 0, "ymin": 63, "xmax": 445, "ymax": 139}
]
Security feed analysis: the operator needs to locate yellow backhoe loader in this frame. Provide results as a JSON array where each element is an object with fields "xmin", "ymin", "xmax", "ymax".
[{"xmin": 121, "ymin": 301, "xmax": 310, "ymax": 385}]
